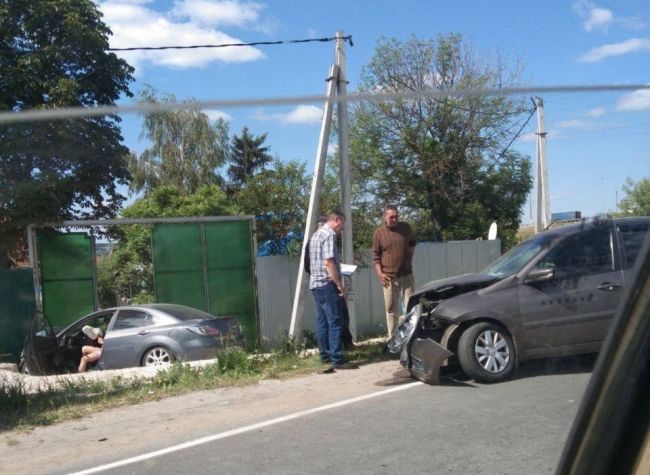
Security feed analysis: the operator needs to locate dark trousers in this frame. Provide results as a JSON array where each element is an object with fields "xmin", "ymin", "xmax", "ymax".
[
  {"xmin": 312, "ymin": 283, "xmax": 345, "ymax": 365},
  {"xmin": 340, "ymin": 296, "xmax": 354, "ymax": 348}
]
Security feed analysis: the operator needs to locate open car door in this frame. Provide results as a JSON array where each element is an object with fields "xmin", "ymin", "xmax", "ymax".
[{"xmin": 19, "ymin": 311, "xmax": 60, "ymax": 375}]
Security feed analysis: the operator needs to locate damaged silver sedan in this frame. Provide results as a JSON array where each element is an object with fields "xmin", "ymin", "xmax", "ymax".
[{"xmin": 388, "ymin": 217, "xmax": 649, "ymax": 384}]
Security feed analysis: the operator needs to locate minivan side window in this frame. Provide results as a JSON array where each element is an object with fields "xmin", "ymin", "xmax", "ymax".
[
  {"xmin": 617, "ymin": 222, "xmax": 650, "ymax": 269},
  {"xmin": 536, "ymin": 228, "xmax": 614, "ymax": 276}
]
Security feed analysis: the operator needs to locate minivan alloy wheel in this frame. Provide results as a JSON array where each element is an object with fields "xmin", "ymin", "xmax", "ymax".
[
  {"xmin": 474, "ymin": 329, "xmax": 510, "ymax": 373},
  {"xmin": 457, "ymin": 322, "xmax": 516, "ymax": 383}
]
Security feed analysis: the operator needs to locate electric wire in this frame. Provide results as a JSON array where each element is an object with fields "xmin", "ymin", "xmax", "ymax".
[
  {"xmin": 591, "ymin": 1, "xmax": 649, "ymax": 24},
  {"xmin": 106, "ymin": 35, "xmax": 353, "ymax": 52},
  {"xmin": 2, "ymin": 83, "xmax": 649, "ymax": 124},
  {"xmin": 491, "ymin": 106, "xmax": 537, "ymax": 165}
]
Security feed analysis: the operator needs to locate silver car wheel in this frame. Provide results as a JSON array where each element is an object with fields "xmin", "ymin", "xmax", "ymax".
[
  {"xmin": 143, "ymin": 346, "xmax": 172, "ymax": 366},
  {"xmin": 474, "ymin": 330, "xmax": 510, "ymax": 373}
]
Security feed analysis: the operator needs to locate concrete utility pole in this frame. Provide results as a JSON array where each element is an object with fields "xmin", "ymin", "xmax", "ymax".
[
  {"xmin": 289, "ymin": 32, "xmax": 358, "ymax": 344},
  {"xmin": 335, "ymin": 30, "xmax": 357, "ymax": 341},
  {"xmin": 288, "ymin": 64, "xmax": 338, "ymax": 341},
  {"xmin": 534, "ymin": 97, "xmax": 550, "ymax": 232}
]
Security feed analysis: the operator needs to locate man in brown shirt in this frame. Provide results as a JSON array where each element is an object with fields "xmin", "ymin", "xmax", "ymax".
[{"xmin": 372, "ymin": 205, "xmax": 416, "ymax": 338}]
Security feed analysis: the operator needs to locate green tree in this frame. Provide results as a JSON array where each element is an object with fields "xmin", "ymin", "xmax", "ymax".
[
  {"xmin": 227, "ymin": 126, "xmax": 273, "ymax": 192},
  {"xmin": 617, "ymin": 177, "xmax": 650, "ymax": 216},
  {"xmin": 98, "ymin": 185, "xmax": 237, "ymax": 305},
  {"xmin": 0, "ymin": 0, "xmax": 134, "ymax": 267},
  {"xmin": 349, "ymin": 35, "xmax": 532, "ymax": 247},
  {"xmin": 235, "ymin": 159, "xmax": 310, "ymax": 250},
  {"xmin": 129, "ymin": 86, "xmax": 230, "ymax": 195},
  {"xmin": 320, "ymin": 153, "xmax": 378, "ymax": 253}
]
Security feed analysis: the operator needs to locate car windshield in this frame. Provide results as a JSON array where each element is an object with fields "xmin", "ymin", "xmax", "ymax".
[{"xmin": 482, "ymin": 233, "xmax": 556, "ymax": 278}]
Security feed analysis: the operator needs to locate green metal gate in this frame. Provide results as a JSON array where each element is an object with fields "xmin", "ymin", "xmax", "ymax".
[
  {"xmin": 152, "ymin": 219, "xmax": 258, "ymax": 346},
  {"xmin": 38, "ymin": 232, "xmax": 96, "ymax": 327},
  {"xmin": 0, "ymin": 268, "xmax": 36, "ymax": 360}
]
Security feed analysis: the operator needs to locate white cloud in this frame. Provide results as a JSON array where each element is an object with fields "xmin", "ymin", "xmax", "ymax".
[
  {"xmin": 171, "ymin": 0, "xmax": 262, "ymax": 27},
  {"xmin": 556, "ymin": 119, "xmax": 598, "ymax": 129},
  {"xmin": 618, "ymin": 16, "xmax": 648, "ymax": 31},
  {"xmin": 204, "ymin": 109, "xmax": 232, "ymax": 121},
  {"xmin": 580, "ymin": 38, "xmax": 650, "ymax": 62},
  {"xmin": 585, "ymin": 7, "xmax": 613, "ymax": 32},
  {"xmin": 573, "ymin": 0, "xmax": 648, "ymax": 32},
  {"xmin": 616, "ymin": 88, "xmax": 650, "ymax": 111},
  {"xmin": 572, "ymin": 1, "xmax": 613, "ymax": 32},
  {"xmin": 283, "ymin": 105, "xmax": 323, "ymax": 124},
  {"xmin": 550, "ymin": 190, "xmax": 578, "ymax": 201},
  {"xmin": 517, "ymin": 130, "xmax": 563, "ymax": 142},
  {"xmin": 98, "ymin": 1, "xmax": 265, "ymax": 71},
  {"xmin": 327, "ymin": 143, "xmax": 338, "ymax": 155},
  {"xmin": 517, "ymin": 132, "xmax": 537, "ymax": 143},
  {"xmin": 252, "ymin": 105, "xmax": 323, "ymax": 125},
  {"xmin": 587, "ymin": 107, "xmax": 606, "ymax": 117},
  {"xmin": 108, "ymin": 0, "xmax": 152, "ymax": 4},
  {"xmin": 521, "ymin": 109, "xmax": 611, "ymax": 142}
]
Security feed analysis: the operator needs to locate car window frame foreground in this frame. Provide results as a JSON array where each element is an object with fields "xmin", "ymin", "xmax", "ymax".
[{"xmin": 556, "ymin": 231, "xmax": 650, "ymax": 475}]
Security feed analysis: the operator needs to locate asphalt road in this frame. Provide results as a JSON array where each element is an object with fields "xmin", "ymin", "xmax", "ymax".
[{"xmin": 1, "ymin": 357, "xmax": 594, "ymax": 475}]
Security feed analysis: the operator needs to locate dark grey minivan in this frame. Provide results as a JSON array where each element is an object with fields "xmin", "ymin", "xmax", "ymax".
[{"xmin": 388, "ymin": 217, "xmax": 650, "ymax": 384}]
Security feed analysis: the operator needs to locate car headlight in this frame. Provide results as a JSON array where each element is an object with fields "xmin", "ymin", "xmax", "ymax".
[{"xmin": 387, "ymin": 304, "xmax": 421, "ymax": 354}]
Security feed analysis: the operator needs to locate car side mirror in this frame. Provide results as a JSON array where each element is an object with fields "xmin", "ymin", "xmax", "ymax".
[{"xmin": 525, "ymin": 267, "xmax": 555, "ymax": 284}]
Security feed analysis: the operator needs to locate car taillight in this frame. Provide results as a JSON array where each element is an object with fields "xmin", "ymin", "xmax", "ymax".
[{"xmin": 187, "ymin": 326, "xmax": 220, "ymax": 336}]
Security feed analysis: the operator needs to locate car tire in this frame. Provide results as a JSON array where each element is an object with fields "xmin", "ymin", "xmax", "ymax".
[
  {"xmin": 141, "ymin": 346, "xmax": 174, "ymax": 367},
  {"xmin": 457, "ymin": 322, "xmax": 516, "ymax": 383}
]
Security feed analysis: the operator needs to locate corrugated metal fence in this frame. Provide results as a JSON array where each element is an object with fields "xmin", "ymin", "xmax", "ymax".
[{"xmin": 256, "ymin": 240, "xmax": 501, "ymax": 346}]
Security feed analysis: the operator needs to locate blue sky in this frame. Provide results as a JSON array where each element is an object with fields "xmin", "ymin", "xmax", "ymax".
[{"xmin": 96, "ymin": 0, "xmax": 650, "ymax": 223}]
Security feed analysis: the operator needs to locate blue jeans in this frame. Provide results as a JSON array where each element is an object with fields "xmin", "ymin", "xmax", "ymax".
[{"xmin": 311, "ymin": 282, "xmax": 344, "ymax": 365}]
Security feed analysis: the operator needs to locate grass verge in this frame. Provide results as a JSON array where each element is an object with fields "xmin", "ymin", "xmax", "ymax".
[{"xmin": 0, "ymin": 340, "xmax": 389, "ymax": 432}]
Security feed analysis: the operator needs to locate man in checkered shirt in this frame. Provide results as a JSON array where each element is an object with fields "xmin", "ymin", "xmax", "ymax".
[{"xmin": 308, "ymin": 210, "xmax": 357, "ymax": 371}]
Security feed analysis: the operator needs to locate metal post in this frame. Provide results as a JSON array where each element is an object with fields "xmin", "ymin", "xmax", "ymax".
[
  {"xmin": 200, "ymin": 223, "xmax": 210, "ymax": 313},
  {"xmin": 335, "ymin": 31, "xmax": 357, "ymax": 342},
  {"xmin": 289, "ymin": 64, "xmax": 339, "ymax": 342},
  {"xmin": 90, "ymin": 229, "xmax": 99, "ymax": 310},
  {"xmin": 535, "ymin": 97, "xmax": 550, "ymax": 231},
  {"xmin": 27, "ymin": 225, "xmax": 43, "ymax": 314}
]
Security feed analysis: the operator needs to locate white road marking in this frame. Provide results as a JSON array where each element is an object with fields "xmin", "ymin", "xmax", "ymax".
[{"xmin": 69, "ymin": 381, "xmax": 422, "ymax": 475}]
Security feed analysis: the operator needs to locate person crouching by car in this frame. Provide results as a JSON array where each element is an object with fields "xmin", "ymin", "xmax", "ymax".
[{"xmin": 79, "ymin": 325, "xmax": 103, "ymax": 372}]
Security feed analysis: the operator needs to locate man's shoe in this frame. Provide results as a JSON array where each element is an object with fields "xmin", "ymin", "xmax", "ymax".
[
  {"xmin": 333, "ymin": 361, "xmax": 359, "ymax": 370},
  {"xmin": 318, "ymin": 365, "xmax": 335, "ymax": 374}
]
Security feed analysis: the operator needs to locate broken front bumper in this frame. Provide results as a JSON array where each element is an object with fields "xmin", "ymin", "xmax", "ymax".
[
  {"xmin": 388, "ymin": 303, "xmax": 454, "ymax": 385},
  {"xmin": 402, "ymin": 338, "xmax": 453, "ymax": 385}
]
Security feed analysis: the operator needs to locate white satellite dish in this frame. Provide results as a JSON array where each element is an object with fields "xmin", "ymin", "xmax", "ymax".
[{"xmin": 488, "ymin": 221, "xmax": 497, "ymax": 240}]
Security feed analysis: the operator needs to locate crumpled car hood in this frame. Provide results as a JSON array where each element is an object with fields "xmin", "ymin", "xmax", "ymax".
[{"xmin": 414, "ymin": 272, "xmax": 499, "ymax": 300}]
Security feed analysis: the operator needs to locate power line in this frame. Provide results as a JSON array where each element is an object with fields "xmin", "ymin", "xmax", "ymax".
[
  {"xmin": 1, "ymin": 83, "xmax": 649, "ymax": 124},
  {"xmin": 591, "ymin": 1, "xmax": 649, "ymax": 23},
  {"xmin": 489, "ymin": 106, "xmax": 537, "ymax": 166},
  {"xmin": 107, "ymin": 35, "xmax": 353, "ymax": 52}
]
